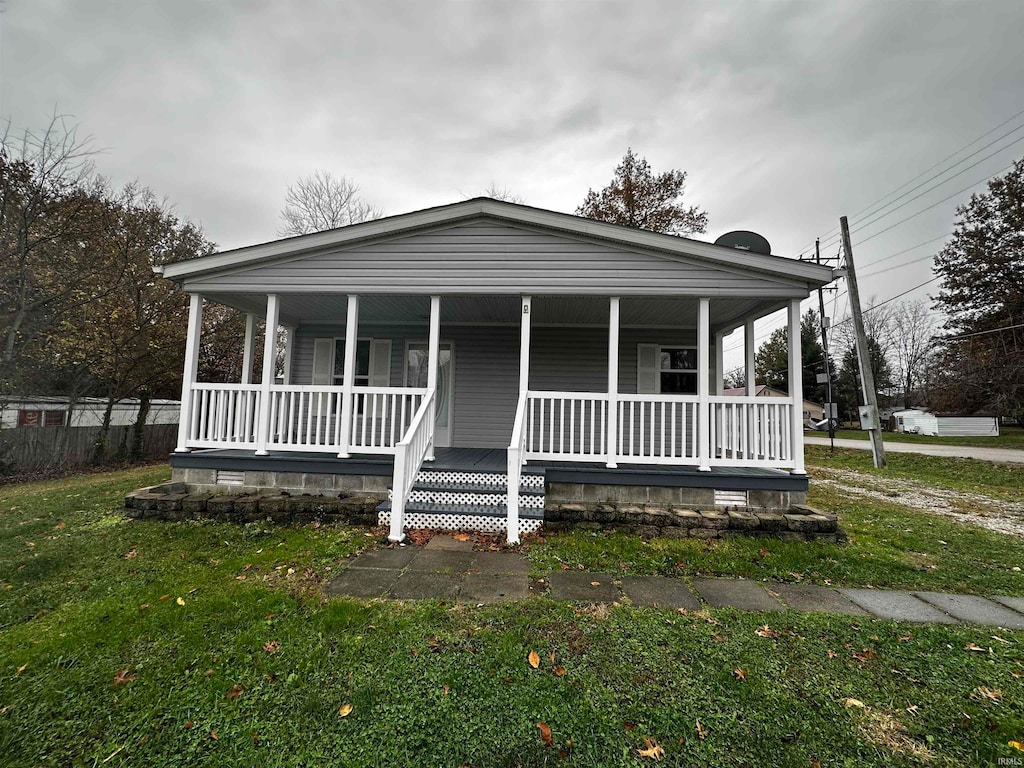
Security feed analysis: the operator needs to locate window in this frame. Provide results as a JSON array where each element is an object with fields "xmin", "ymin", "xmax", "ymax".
[
  {"xmin": 332, "ymin": 339, "xmax": 371, "ymax": 386},
  {"xmin": 18, "ymin": 409, "xmax": 66, "ymax": 427},
  {"xmin": 659, "ymin": 347, "xmax": 698, "ymax": 394}
]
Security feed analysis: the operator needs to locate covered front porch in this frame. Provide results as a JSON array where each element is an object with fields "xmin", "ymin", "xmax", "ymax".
[{"xmin": 171, "ymin": 291, "xmax": 810, "ymax": 543}]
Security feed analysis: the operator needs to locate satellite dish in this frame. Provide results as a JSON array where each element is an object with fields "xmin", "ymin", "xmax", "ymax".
[{"xmin": 714, "ymin": 230, "xmax": 772, "ymax": 255}]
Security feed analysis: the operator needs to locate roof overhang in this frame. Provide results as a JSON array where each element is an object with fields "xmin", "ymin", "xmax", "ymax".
[{"xmin": 159, "ymin": 197, "xmax": 835, "ymax": 287}]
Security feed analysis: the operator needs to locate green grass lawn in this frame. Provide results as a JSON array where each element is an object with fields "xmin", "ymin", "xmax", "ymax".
[
  {"xmin": 819, "ymin": 426, "xmax": 1024, "ymax": 448},
  {"xmin": 3, "ymin": 464, "xmax": 1024, "ymax": 765},
  {"xmin": 528, "ymin": 448, "xmax": 1024, "ymax": 595}
]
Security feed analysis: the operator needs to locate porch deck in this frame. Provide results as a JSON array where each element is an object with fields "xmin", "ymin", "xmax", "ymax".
[{"xmin": 170, "ymin": 446, "xmax": 808, "ymax": 491}]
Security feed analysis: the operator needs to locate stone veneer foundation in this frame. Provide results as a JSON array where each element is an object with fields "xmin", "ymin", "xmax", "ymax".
[
  {"xmin": 544, "ymin": 502, "xmax": 844, "ymax": 542},
  {"xmin": 125, "ymin": 482, "xmax": 380, "ymax": 525}
]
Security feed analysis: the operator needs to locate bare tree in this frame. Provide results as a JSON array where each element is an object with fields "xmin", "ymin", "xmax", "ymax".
[
  {"xmin": 483, "ymin": 182, "xmax": 524, "ymax": 204},
  {"xmin": 882, "ymin": 300, "xmax": 936, "ymax": 408},
  {"xmin": 278, "ymin": 171, "xmax": 383, "ymax": 236},
  {"xmin": 0, "ymin": 113, "xmax": 112, "ymax": 366}
]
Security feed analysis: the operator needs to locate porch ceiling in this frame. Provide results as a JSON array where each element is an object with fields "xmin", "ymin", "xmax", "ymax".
[{"xmin": 203, "ymin": 292, "xmax": 782, "ymax": 331}]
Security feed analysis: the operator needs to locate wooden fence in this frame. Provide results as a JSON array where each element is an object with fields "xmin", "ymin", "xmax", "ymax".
[{"xmin": 0, "ymin": 424, "xmax": 178, "ymax": 477}]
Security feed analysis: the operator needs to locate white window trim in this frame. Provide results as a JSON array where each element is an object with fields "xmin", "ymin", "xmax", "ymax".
[
  {"xmin": 656, "ymin": 344, "xmax": 698, "ymax": 395},
  {"xmin": 331, "ymin": 336, "xmax": 372, "ymax": 387}
]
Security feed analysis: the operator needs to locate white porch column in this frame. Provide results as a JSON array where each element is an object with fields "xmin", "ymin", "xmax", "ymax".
[
  {"xmin": 744, "ymin": 319, "xmax": 756, "ymax": 394},
  {"xmin": 714, "ymin": 331, "xmax": 725, "ymax": 396},
  {"xmin": 241, "ymin": 312, "xmax": 257, "ymax": 384},
  {"xmin": 337, "ymin": 295, "xmax": 359, "ymax": 458},
  {"xmin": 605, "ymin": 297, "xmax": 620, "ymax": 468},
  {"xmin": 788, "ymin": 299, "xmax": 806, "ymax": 475},
  {"xmin": 425, "ymin": 295, "xmax": 441, "ymax": 461},
  {"xmin": 744, "ymin": 318, "xmax": 756, "ymax": 461},
  {"xmin": 254, "ymin": 294, "xmax": 280, "ymax": 456},
  {"xmin": 518, "ymin": 296, "xmax": 532, "ymax": 396},
  {"xmin": 281, "ymin": 326, "xmax": 295, "ymax": 385},
  {"xmin": 697, "ymin": 298, "xmax": 711, "ymax": 471},
  {"xmin": 174, "ymin": 293, "xmax": 204, "ymax": 452}
]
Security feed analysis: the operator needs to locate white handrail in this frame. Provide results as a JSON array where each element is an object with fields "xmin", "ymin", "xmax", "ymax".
[
  {"xmin": 389, "ymin": 387, "xmax": 436, "ymax": 542},
  {"xmin": 506, "ymin": 392, "xmax": 529, "ymax": 545}
]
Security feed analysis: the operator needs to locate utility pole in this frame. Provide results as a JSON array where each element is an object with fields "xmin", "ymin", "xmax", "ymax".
[
  {"xmin": 815, "ymin": 239, "xmax": 835, "ymax": 451},
  {"xmin": 839, "ymin": 216, "xmax": 886, "ymax": 469}
]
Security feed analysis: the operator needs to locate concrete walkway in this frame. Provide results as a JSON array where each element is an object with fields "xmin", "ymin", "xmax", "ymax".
[
  {"xmin": 805, "ymin": 436, "xmax": 1024, "ymax": 464},
  {"xmin": 326, "ymin": 536, "xmax": 1024, "ymax": 628}
]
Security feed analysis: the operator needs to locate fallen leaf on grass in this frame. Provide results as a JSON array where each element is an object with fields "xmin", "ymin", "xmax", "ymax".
[
  {"xmin": 973, "ymin": 686, "xmax": 1002, "ymax": 702},
  {"xmin": 252, "ymin": 732, "xmax": 259, "ymax": 744},
  {"xmin": 637, "ymin": 737, "xmax": 665, "ymax": 760},
  {"xmin": 176, "ymin": 597, "xmax": 185, "ymax": 606},
  {"xmin": 965, "ymin": 642, "xmax": 987, "ymax": 653},
  {"xmin": 209, "ymin": 730, "xmax": 218, "ymax": 741},
  {"xmin": 537, "ymin": 722, "xmax": 553, "ymax": 747},
  {"xmin": 226, "ymin": 684, "xmax": 244, "ymax": 699},
  {"xmin": 14, "ymin": 665, "xmax": 26, "ymax": 677},
  {"xmin": 841, "ymin": 698, "xmax": 866, "ymax": 708},
  {"xmin": 695, "ymin": 720, "xmax": 707, "ymax": 740},
  {"xmin": 443, "ymin": 685, "xmax": 450, "ymax": 696},
  {"xmin": 590, "ymin": 581, "xmax": 601, "ymax": 586},
  {"xmin": 183, "ymin": 720, "xmax": 194, "ymax": 730},
  {"xmin": 553, "ymin": 666, "xmax": 566, "ymax": 677},
  {"xmin": 528, "ymin": 650, "xmax": 540, "ymax": 669},
  {"xmin": 827, "ymin": 649, "xmax": 837, "ymax": 659},
  {"xmin": 711, "ymin": 633, "xmax": 726, "ymax": 643},
  {"xmin": 732, "ymin": 668, "xmax": 746, "ymax": 681},
  {"xmin": 852, "ymin": 649, "xmax": 878, "ymax": 664},
  {"xmin": 338, "ymin": 703, "xmax": 353, "ymax": 717},
  {"xmin": 1009, "ymin": 740, "xmax": 1024, "ymax": 752},
  {"xmin": 755, "ymin": 625, "xmax": 779, "ymax": 639},
  {"xmin": 623, "ymin": 721, "xmax": 636, "ymax": 731},
  {"xmin": 159, "ymin": 595, "xmax": 170, "ymax": 602},
  {"xmin": 810, "ymin": 758, "xmax": 821, "ymax": 768},
  {"xmin": 124, "ymin": 548, "xmax": 137, "ymax": 560},
  {"xmin": 54, "ymin": 522, "xmax": 65, "ymax": 530},
  {"xmin": 263, "ymin": 641, "xmax": 281, "ymax": 653},
  {"xmin": 113, "ymin": 670, "xmax": 135, "ymax": 686}
]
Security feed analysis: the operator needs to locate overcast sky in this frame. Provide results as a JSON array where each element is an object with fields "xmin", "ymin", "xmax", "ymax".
[{"xmin": 3, "ymin": 0, "xmax": 1023, "ymax": 364}]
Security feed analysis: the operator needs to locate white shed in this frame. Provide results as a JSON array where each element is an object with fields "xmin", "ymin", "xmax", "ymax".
[{"xmin": 890, "ymin": 409, "xmax": 1000, "ymax": 437}]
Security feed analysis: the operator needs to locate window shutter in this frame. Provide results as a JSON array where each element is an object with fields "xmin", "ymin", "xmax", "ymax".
[
  {"xmin": 312, "ymin": 338, "xmax": 334, "ymax": 385},
  {"xmin": 636, "ymin": 344, "xmax": 659, "ymax": 394},
  {"xmin": 369, "ymin": 339, "xmax": 392, "ymax": 387}
]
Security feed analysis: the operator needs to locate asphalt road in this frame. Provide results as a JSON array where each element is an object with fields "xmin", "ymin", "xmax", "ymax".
[{"xmin": 804, "ymin": 436, "xmax": 1024, "ymax": 464}]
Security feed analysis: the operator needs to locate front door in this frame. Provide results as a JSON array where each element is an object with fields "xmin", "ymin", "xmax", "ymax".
[{"xmin": 405, "ymin": 342, "xmax": 454, "ymax": 447}]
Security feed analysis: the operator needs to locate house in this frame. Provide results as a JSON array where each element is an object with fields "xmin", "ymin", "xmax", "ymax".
[
  {"xmin": 0, "ymin": 396, "xmax": 180, "ymax": 430},
  {"xmin": 156, "ymin": 198, "xmax": 834, "ymax": 543},
  {"xmin": 889, "ymin": 409, "xmax": 999, "ymax": 437},
  {"xmin": 722, "ymin": 385, "xmax": 824, "ymax": 423}
]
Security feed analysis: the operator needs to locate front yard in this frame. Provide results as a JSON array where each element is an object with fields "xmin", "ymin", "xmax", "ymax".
[{"xmin": 2, "ymin": 457, "xmax": 1023, "ymax": 766}]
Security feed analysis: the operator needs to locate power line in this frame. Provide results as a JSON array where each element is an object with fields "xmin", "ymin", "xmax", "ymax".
[
  {"xmin": 830, "ymin": 276, "xmax": 942, "ymax": 330},
  {"xmin": 853, "ymin": 161, "xmax": 1016, "ymax": 247},
  {"xmin": 856, "ymin": 232, "xmax": 951, "ymax": 271},
  {"xmin": 791, "ymin": 104, "xmax": 1024, "ymax": 256},
  {"xmin": 817, "ymin": 138, "xmax": 1024, "ymax": 253},
  {"xmin": 936, "ymin": 322, "xmax": 1024, "ymax": 342}
]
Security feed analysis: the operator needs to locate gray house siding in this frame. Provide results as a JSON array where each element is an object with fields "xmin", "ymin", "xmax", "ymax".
[
  {"xmin": 186, "ymin": 222, "xmax": 808, "ymax": 298},
  {"xmin": 291, "ymin": 324, "xmax": 711, "ymax": 449}
]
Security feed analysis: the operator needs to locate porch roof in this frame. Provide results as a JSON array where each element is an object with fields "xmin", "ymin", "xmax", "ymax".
[
  {"xmin": 159, "ymin": 197, "xmax": 834, "ymax": 290},
  {"xmin": 190, "ymin": 293, "xmax": 790, "ymax": 335}
]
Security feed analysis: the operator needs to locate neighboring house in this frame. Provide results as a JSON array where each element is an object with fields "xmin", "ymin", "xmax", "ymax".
[
  {"xmin": 722, "ymin": 385, "xmax": 824, "ymax": 423},
  {"xmin": 157, "ymin": 198, "xmax": 833, "ymax": 543},
  {"xmin": 0, "ymin": 396, "xmax": 180, "ymax": 430},
  {"xmin": 889, "ymin": 409, "xmax": 999, "ymax": 437}
]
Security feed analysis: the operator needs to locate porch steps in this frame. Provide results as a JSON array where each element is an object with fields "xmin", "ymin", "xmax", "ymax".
[{"xmin": 377, "ymin": 467, "xmax": 546, "ymax": 537}]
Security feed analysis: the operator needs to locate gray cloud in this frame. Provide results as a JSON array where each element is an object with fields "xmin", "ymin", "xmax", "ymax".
[{"xmin": 4, "ymin": 0, "xmax": 1023, "ymax": 357}]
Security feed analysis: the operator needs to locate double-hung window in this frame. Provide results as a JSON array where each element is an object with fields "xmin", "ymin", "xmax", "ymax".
[{"xmin": 658, "ymin": 347, "xmax": 698, "ymax": 394}]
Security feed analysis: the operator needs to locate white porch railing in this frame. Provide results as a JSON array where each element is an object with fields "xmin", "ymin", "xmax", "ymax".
[
  {"xmin": 348, "ymin": 386, "xmax": 426, "ymax": 453},
  {"xmin": 709, "ymin": 396, "xmax": 793, "ymax": 467},
  {"xmin": 616, "ymin": 394, "xmax": 700, "ymax": 463},
  {"xmin": 389, "ymin": 388, "xmax": 436, "ymax": 541},
  {"xmin": 519, "ymin": 390, "xmax": 797, "ymax": 469},
  {"xmin": 523, "ymin": 391, "xmax": 609, "ymax": 460},
  {"xmin": 506, "ymin": 393, "xmax": 530, "ymax": 544},
  {"xmin": 187, "ymin": 383, "xmax": 262, "ymax": 449},
  {"xmin": 184, "ymin": 383, "xmax": 425, "ymax": 454},
  {"xmin": 267, "ymin": 386, "xmax": 344, "ymax": 450}
]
